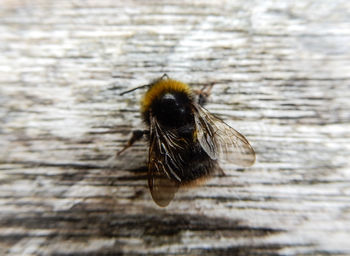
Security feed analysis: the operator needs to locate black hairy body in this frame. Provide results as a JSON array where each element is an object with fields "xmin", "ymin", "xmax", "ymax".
[{"xmin": 145, "ymin": 90, "xmax": 219, "ymax": 185}]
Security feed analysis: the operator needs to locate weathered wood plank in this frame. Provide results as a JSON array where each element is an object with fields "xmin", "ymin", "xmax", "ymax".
[{"xmin": 1, "ymin": 0, "xmax": 350, "ymax": 255}]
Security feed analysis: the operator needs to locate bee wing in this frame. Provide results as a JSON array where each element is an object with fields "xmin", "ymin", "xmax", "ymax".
[
  {"xmin": 148, "ymin": 168, "xmax": 179, "ymax": 207},
  {"xmin": 193, "ymin": 104, "xmax": 256, "ymax": 167},
  {"xmin": 148, "ymin": 116, "xmax": 183, "ymax": 207}
]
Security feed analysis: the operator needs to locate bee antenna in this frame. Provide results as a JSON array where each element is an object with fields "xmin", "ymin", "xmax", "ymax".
[
  {"xmin": 161, "ymin": 73, "xmax": 169, "ymax": 80},
  {"xmin": 120, "ymin": 84, "xmax": 148, "ymax": 96},
  {"xmin": 120, "ymin": 74, "xmax": 169, "ymax": 96}
]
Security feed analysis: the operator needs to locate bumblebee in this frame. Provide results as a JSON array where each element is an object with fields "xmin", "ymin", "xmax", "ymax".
[{"xmin": 118, "ymin": 74, "xmax": 255, "ymax": 207}]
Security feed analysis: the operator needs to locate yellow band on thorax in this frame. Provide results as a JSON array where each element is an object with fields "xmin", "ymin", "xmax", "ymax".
[{"xmin": 141, "ymin": 78, "xmax": 192, "ymax": 113}]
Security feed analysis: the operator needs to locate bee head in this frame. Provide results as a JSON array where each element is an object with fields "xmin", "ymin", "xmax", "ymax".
[{"xmin": 151, "ymin": 92, "xmax": 192, "ymax": 127}]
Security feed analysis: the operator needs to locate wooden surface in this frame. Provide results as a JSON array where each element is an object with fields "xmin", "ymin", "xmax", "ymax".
[{"xmin": 1, "ymin": 0, "xmax": 350, "ymax": 255}]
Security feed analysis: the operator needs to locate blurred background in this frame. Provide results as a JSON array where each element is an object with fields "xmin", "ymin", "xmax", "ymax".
[{"xmin": 0, "ymin": 0, "xmax": 349, "ymax": 255}]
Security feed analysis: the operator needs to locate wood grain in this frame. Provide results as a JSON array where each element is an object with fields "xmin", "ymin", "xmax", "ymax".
[{"xmin": 1, "ymin": 0, "xmax": 350, "ymax": 255}]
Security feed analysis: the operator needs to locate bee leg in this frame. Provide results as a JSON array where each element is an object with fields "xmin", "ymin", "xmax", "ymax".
[
  {"xmin": 117, "ymin": 130, "xmax": 149, "ymax": 156},
  {"xmin": 194, "ymin": 83, "xmax": 214, "ymax": 106}
]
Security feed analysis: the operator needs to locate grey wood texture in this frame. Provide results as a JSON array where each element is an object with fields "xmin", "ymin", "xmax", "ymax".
[{"xmin": 1, "ymin": 0, "xmax": 350, "ymax": 255}]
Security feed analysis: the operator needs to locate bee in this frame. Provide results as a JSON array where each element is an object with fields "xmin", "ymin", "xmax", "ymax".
[{"xmin": 118, "ymin": 74, "xmax": 255, "ymax": 207}]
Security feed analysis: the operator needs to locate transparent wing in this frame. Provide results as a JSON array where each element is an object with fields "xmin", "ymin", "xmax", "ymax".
[
  {"xmin": 193, "ymin": 104, "xmax": 256, "ymax": 167},
  {"xmin": 148, "ymin": 116, "xmax": 186, "ymax": 207},
  {"xmin": 148, "ymin": 167, "xmax": 179, "ymax": 207}
]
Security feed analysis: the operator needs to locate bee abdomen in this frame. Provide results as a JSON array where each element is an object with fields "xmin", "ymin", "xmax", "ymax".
[{"xmin": 177, "ymin": 144, "xmax": 218, "ymax": 185}]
